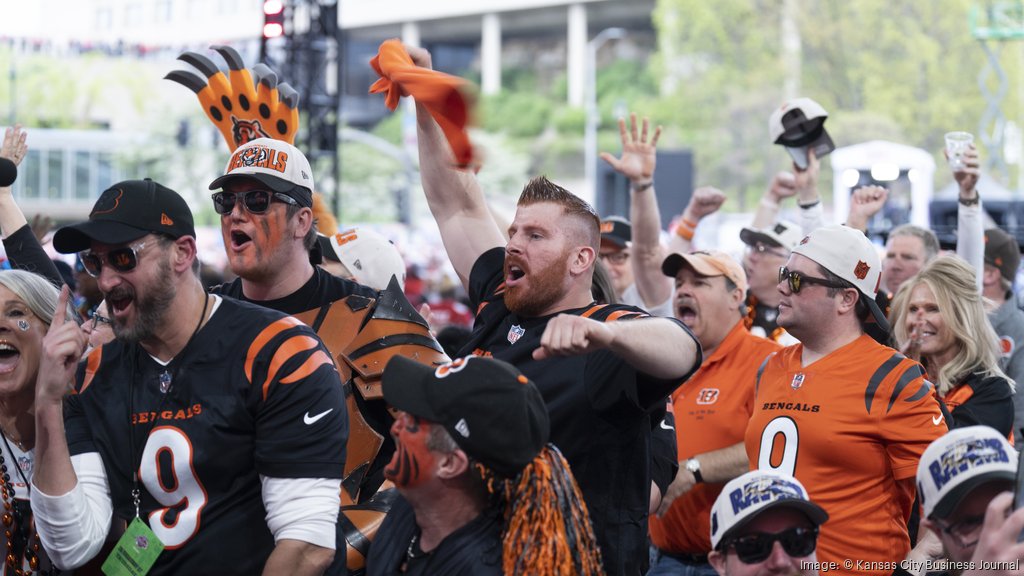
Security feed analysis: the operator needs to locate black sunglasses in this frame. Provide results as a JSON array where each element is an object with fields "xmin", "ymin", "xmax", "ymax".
[
  {"xmin": 79, "ymin": 240, "xmax": 150, "ymax": 278},
  {"xmin": 778, "ymin": 266, "xmax": 847, "ymax": 294},
  {"xmin": 212, "ymin": 190, "xmax": 298, "ymax": 215},
  {"xmin": 724, "ymin": 526, "xmax": 818, "ymax": 564}
]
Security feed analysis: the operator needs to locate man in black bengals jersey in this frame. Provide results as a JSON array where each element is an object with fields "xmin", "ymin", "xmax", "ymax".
[{"xmin": 32, "ymin": 179, "xmax": 347, "ymax": 575}]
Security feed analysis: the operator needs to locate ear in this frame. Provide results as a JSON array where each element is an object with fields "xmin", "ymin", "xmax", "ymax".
[
  {"xmin": 836, "ymin": 287, "xmax": 859, "ymax": 315},
  {"xmin": 708, "ymin": 550, "xmax": 727, "ymax": 575},
  {"xmin": 435, "ymin": 448, "xmax": 471, "ymax": 480},
  {"xmin": 570, "ymin": 245, "xmax": 596, "ymax": 277},
  {"xmin": 293, "ymin": 207, "xmax": 314, "ymax": 240},
  {"xmin": 170, "ymin": 237, "xmax": 198, "ymax": 274},
  {"xmin": 729, "ymin": 284, "xmax": 745, "ymax": 311}
]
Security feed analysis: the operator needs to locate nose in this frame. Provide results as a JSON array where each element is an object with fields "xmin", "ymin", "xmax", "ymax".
[
  {"xmin": 763, "ymin": 540, "xmax": 794, "ymax": 572},
  {"xmin": 506, "ymin": 234, "xmax": 524, "ymax": 256},
  {"xmin": 389, "ymin": 412, "xmax": 405, "ymax": 438},
  {"xmin": 96, "ymin": 264, "xmax": 123, "ymax": 294}
]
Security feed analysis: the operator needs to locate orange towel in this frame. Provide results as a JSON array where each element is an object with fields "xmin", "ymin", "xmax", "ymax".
[{"xmin": 370, "ymin": 39, "xmax": 475, "ymax": 168}]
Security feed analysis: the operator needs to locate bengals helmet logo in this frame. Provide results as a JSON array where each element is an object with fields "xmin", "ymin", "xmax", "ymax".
[
  {"xmin": 90, "ymin": 188, "xmax": 124, "ymax": 216},
  {"xmin": 237, "ymin": 145, "xmax": 269, "ymax": 167},
  {"xmin": 231, "ymin": 116, "xmax": 270, "ymax": 147},
  {"xmin": 854, "ymin": 260, "xmax": 870, "ymax": 280}
]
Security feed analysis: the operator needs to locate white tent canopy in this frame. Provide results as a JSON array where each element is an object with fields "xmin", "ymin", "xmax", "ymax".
[{"xmin": 830, "ymin": 140, "xmax": 935, "ymax": 227}]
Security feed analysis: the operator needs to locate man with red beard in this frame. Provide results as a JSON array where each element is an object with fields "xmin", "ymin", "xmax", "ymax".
[{"xmin": 407, "ymin": 46, "xmax": 701, "ymax": 576}]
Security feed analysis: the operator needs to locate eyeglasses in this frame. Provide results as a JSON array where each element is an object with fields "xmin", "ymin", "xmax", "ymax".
[
  {"xmin": 723, "ymin": 526, "xmax": 818, "ymax": 564},
  {"xmin": 934, "ymin": 515, "xmax": 984, "ymax": 549},
  {"xmin": 79, "ymin": 240, "xmax": 151, "ymax": 278},
  {"xmin": 747, "ymin": 242, "xmax": 788, "ymax": 259},
  {"xmin": 599, "ymin": 251, "xmax": 630, "ymax": 265},
  {"xmin": 88, "ymin": 309, "xmax": 113, "ymax": 331},
  {"xmin": 211, "ymin": 190, "xmax": 299, "ymax": 215},
  {"xmin": 778, "ymin": 267, "xmax": 848, "ymax": 294}
]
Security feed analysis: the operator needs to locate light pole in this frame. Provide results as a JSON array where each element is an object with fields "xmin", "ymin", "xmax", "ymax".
[{"xmin": 584, "ymin": 27, "xmax": 625, "ymax": 201}]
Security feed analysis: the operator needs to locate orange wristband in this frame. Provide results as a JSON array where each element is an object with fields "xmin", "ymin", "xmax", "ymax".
[{"xmin": 675, "ymin": 224, "xmax": 695, "ymax": 241}]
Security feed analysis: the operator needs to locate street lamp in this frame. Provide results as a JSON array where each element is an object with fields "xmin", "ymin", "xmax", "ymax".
[{"xmin": 584, "ymin": 27, "xmax": 625, "ymax": 201}]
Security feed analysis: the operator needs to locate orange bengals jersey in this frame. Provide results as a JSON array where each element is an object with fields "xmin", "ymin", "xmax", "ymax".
[
  {"xmin": 650, "ymin": 321, "xmax": 781, "ymax": 553},
  {"xmin": 745, "ymin": 335, "xmax": 946, "ymax": 575}
]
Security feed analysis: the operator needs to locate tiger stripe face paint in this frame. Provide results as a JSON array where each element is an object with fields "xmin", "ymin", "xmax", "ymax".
[{"xmin": 385, "ymin": 412, "xmax": 439, "ymax": 488}]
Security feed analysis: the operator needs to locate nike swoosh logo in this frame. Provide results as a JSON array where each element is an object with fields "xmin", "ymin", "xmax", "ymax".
[
  {"xmin": 932, "ymin": 414, "xmax": 944, "ymax": 426},
  {"xmin": 304, "ymin": 409, "xmax": 333, "ymax": 425},
  {"xmin": 659, "ymin": 419, "xmax": 674, "ymax": 431}
]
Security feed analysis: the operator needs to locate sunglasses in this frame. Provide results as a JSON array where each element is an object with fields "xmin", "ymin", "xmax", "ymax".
[
  {"xmin": 79, "ymin": 240, "xmax": 151, "ymax": 278},
  {"xmin": 778, "ymin": 267, "xmax": 848, "ymax": 294},
  {"xmin": 748, "ymin": 242, "xmax": 788, "ymax": 259},
  {"xmin": 723, "ymin": 526, "xmax": 818, "ymax": 564},
  {"xmin": 211, "ymin": 190, "xmax": 298, "ymax": 215}
]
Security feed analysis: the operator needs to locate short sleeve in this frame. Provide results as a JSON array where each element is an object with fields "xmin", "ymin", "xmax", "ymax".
[
  {"xmin": 881, "ymin": 362, "xmax": 948, "ymax": 480},
  {"xmin": 467, "ymin": 248, "xmax": 506, "ymax": 311},
  {"xmin": 250, "ymin": 320, "xmax": 348, "ymax": 479}
]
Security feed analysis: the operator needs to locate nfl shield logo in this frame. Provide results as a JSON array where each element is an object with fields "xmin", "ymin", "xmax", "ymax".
[
  {"xmin": 790, "ymin": 373, "xmax": 805, "ymax": 390},
  {"xmin": 507, "ymin": 324, "xmax": 525, "ymax": 344}
]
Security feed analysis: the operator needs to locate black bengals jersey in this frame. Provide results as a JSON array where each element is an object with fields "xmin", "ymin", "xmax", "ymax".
[
  {"xmin": 65, "ymin": 297, "xmax": 347, "ymax": 575},
  {"xmin": 459, "ymin": 247, "xmax": 700, "ymax": 576}
]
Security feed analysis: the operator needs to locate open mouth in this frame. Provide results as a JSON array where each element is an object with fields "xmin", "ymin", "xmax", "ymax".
[
  {"xmin": 506, "ymin": 264, "xmax": 526, "ymax": 284},
  {"xmin": 0, "ymin": 341, "xmax": 21, "ymax": 374},
  {"xmin": 106, "ymin": 289, "xmax": 135, "ymax": 316},
  {"xmin": 230, "ymin": 230, "xmax": 253, "ymax": 250},
  {"xmin": 676, "ymin": 304, "xmax": 698, "ymax": 324}
]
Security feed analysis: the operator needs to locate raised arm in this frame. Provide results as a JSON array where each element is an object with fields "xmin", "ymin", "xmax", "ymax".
[
  {"xmin": 667, "ymin": 186, "xmax": 726, "ymax": 254},
  {"xmin": 952, "ymin": 144, "xmax": 984, "ymax": 290},
  {"xmin": 599, "ymin": 114, "xmax": 671, "ymax": 308},
  {"xmin": 846, "ymin": 185, "xmax": 888, "ymax": 233},
  {"xmin": 407, "ymin": 46, "xmax": 505, "ymax": 287}
]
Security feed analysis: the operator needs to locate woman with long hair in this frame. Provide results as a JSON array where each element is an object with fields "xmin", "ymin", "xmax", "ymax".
[
  {"xmin": 0, "ymin": 270, "xmax": 79, "ymax": 575},
  {"xmin": 891, "ymin": 255, "xmax": 1015, "ymax": 436}
]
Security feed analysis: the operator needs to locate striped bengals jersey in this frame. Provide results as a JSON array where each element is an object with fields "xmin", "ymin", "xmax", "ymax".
[
  {"xmin": 745, "ymin": 335, "xmax": 946, "ymax": 575},
  {"xmin": 66, "ymin": 296, "xmax": 347, "ymax": 575}
]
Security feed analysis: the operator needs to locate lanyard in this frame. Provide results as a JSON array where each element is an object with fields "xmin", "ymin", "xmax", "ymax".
[{"xmin": 126, "ymin": 293, "xmax": 209, "ymax": 518}]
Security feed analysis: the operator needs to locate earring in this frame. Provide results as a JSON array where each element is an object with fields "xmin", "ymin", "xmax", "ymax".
[{"xmin": 16, "ymin": 320, "xmax": 28, "ymax": 331}]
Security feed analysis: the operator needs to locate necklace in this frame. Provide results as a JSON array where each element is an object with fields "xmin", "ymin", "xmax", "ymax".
[
  {"xmin": 405, "ymin": 532, "xmax": 430, "ymax": 560},
  {"xmin": 158, "ymin": 293, "xmax": 209, "ymax": 394},
  {"xmin": 0, "ymin": 433, "xmax": 58, "ymax": 575}
]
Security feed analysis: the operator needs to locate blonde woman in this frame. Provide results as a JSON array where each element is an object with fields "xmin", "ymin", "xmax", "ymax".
[{"xmin": 891, "ymin": 255, "xmax": 1015, "ymax": 436}]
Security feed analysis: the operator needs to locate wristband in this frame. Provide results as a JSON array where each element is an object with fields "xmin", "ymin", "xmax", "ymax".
[
  {"xmin": 675, "ymin": 224, "xmax": 695, "ymax": 241},
  {"xmin": 798, "ymin": 199, "xmax": 821, "ymax": 209},
  {"xmin": 682, "ymin": 217, "xmax": 698, "ymax": 229},
  {"xmin": 631, "ymin": 180, "xmax": 654, "ymax": 192},
  {"xmin": 958, "ymin": 194, "xmax": 980, "ymax": 206}
]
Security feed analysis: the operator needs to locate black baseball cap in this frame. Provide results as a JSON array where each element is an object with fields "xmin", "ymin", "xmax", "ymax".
[
  {"xmin": 53, "ymin": 179, "xmax": 195, "ymax": 254},
  {"xmin": 984, "ymin": 227, "xmax": 1021, "ymax": 285},
  {"xmin": 600, "ymin": 216, "xmax": 631, "ymax": 249},
  {"xmin": 382, "ymin": 355, "xmax": 550, "ymax": 479}
]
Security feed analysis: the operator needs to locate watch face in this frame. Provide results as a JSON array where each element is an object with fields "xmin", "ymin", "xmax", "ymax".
[{"xmin": 687, "ymin": 459, "xmax": 700, "ymax": 473}]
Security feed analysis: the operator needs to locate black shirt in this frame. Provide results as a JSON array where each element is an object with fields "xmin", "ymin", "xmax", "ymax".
[
  {"xmin": 66, "ymin": 297, "xmax": 348, "ymax": 575},
  {"xmin": 947, "ymin": 371, "xmax": 1015, "ymax": 436},
  {"xmin": 211, "ymin": 266, "xmax": 378, "ymax": 315},
  {"xmin": 459, "ymin": 247, "xmax": 701, "ymax": 576},
  {"xmin": 366, "ymin": 496, "xmax": 502, "ymax": 576}
]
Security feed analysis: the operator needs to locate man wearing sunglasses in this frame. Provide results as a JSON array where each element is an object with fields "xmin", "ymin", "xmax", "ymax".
[
  {"xmin": 746, "ymin": 224, "xmax": 947, "ymax": 575},
  {"xmin": 708, "ymin": 470, "xmax": 828, "ymax": 576},
  {"xmin": 916, "ymin": 426, "xmax": 1017, "ymax": 571},
  {"xmin": 32, "ymin": 179, "xmax": 348, "ymax": 575},
  {"xmin": 739, "ymin": 221, "xmax": 803, "ymax": 345}
]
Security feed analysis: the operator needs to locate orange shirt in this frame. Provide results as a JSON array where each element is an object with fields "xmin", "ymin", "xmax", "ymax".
[
  {"xmin": 649, "ymin": 321, "xmax": 781, "ymax": 553},
  {"xmin": 745, "ymin": 335, "xmax": 947, "ymax": 575}
]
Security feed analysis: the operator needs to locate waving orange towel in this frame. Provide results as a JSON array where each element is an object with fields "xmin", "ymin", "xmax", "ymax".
[{"xmin": 370, "ymin": 39, "xmax": 475, "ymax": 168}]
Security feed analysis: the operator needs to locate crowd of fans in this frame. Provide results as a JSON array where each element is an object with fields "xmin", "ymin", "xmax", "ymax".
[{"xmin": 0, "ymin": 40, "xmax": 1022, "ymax": 576}]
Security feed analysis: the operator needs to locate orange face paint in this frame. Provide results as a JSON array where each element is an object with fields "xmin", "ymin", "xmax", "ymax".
[{"xmin": 384, "ymin": 412, "xmax": 439, "ymax": 488}]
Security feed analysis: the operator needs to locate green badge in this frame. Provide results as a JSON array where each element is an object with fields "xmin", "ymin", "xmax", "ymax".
[{"xmin": 102, "ymin": 517, "xmax": 165, "ymax": 576}]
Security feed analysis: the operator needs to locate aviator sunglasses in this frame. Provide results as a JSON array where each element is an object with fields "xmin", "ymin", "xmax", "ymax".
[
  {"xmin": 778, "ymin": 266, "xmax": 847, "ymax": 294},
  {"xmin": 79, "ymin": 240, "xmax": 151, "ymax": 278},
  {"xmin": 211, "ymin": 190, "xmax": 298, "ymax": 215},
  {"xmin": 723, "ymin": 526, "xmax": 818, "ymax": 564}
]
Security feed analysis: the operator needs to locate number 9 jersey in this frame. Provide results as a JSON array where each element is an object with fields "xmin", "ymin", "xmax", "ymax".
[
  {"xmin": 744, "ymin": 335, "xmax": 946, "ymax": 575},
  {"xmin": 65, "ymin": 297, "xmax": 348, "ymax": 575}
]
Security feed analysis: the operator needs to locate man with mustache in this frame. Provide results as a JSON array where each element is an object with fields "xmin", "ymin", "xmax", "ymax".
[
  {"xmin": 649, "ymin": 251, "xmax": 781, "ymax": 575},
  {"xmin": 407, "ymin": 45, "xmax": 701, "ymax": 575},
  {"xmin": 32, "ymin": 179, "xmax": 347, "ymax": 575}
]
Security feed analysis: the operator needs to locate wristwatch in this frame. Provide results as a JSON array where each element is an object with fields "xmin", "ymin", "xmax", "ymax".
[{"xmin": 685, "ymin": 458, "xmax": 704, "ymax": 483}]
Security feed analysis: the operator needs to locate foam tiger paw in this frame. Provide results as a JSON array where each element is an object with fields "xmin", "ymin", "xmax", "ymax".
[{"xmin": 165, "ymin": 45, "xmax": 300, "ymax": 151}]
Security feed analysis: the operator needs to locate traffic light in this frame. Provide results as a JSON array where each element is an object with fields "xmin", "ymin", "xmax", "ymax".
[{"xmin": 263, "ymin": 0, "xmax": 284, "ymax": 39}]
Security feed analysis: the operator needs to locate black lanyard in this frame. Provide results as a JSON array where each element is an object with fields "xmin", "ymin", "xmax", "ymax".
[{"xmin": 126, "ymin": 293, "xmax": 209, "ymax": 518}]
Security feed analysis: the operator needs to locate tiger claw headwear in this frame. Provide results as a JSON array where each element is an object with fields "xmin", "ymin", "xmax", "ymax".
[{"xmin": 165, "ymin": 45, "xmax": 300, "ymax": 151}]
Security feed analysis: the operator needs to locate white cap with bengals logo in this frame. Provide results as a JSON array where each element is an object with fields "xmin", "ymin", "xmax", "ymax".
[
  {"xmin": 790, "ymin": 224, "xmax": 889, "ymax": 332},
  {"xmin": 209, "ymin": 137, "xmax": 315, "ymax": 206}
]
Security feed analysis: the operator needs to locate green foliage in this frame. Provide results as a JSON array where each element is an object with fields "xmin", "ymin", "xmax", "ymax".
[{"xmin": 480, "ymin": 92, "xmax": 553, "ymax": 138}]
